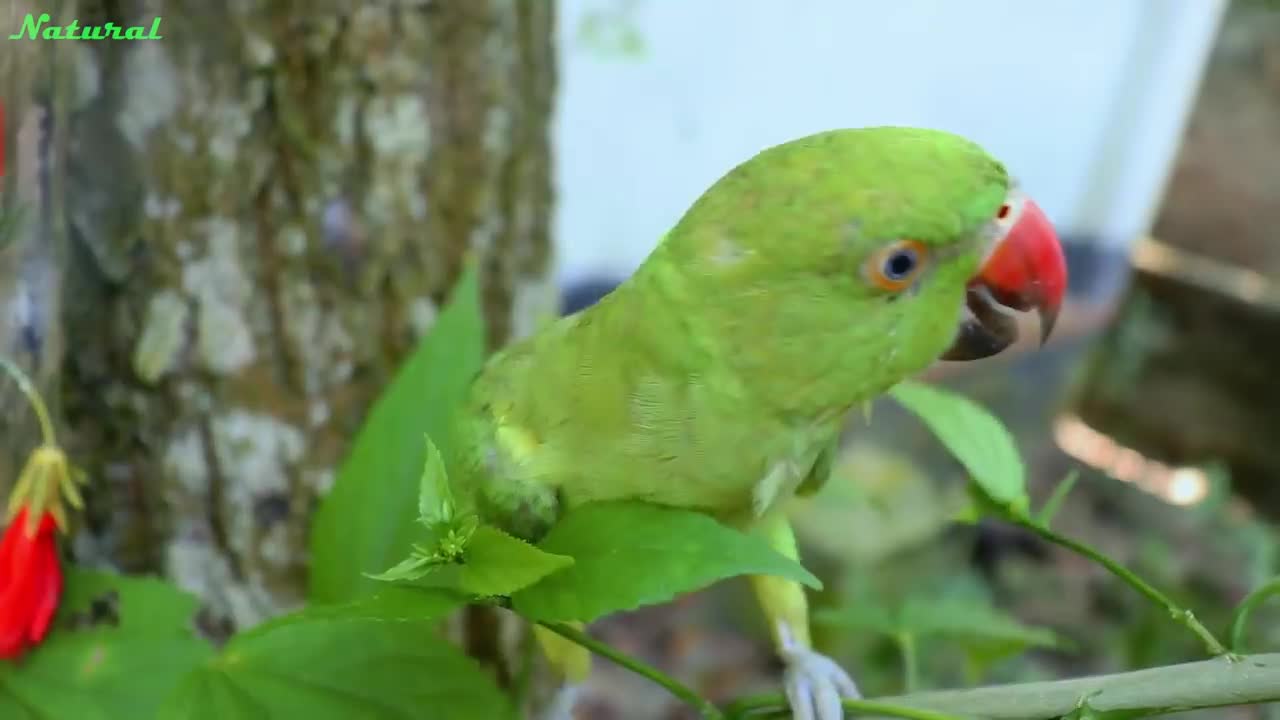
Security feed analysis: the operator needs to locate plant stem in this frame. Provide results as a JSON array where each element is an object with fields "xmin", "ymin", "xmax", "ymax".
[
  {"xmin": 0, "ymin": 355, "xmax": 57, "ymax": 445},
  {"xmin": 728, "ymin": 653, "xmax": 1280, "ymax": 720},
  {"xmin": 1015, "ymin": 517, "xmax": 1233, "ymax": 658},
  {"xmin": 896, "ymin": 632, "xmax": 920, "ymax": 693},
  {"xmin": 1035, "ymin": 469, "xmax": 1079, "ymax": 528},
  {"xmin": 1229, "ymin": 576, "xmax": 1280, "ymax": 652},
  {"xmin": 536, "ymin": 620, "xmax": 722, "ymax": 719}
]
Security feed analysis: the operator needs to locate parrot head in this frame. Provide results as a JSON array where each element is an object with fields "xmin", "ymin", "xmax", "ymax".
[{"xmin": 663, "ymin": 126, "xmax": 1066, "ymax": 396}]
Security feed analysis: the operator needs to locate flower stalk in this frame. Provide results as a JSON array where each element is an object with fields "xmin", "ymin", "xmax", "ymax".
[{"xmin": 0, "ymin": 356, "xmax": 84, "ymax": 661}]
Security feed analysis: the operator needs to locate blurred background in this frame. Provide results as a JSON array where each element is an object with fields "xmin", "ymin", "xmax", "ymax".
[
  {"xmin": 554, "ymin": 0, "xmax": 1215, "ymax": 286},
  {"xmin": 552, "ymin": 1, "xmax": 1280, "ymax": 718},
  {"xmin": 1, "ymin": 0, "xmax": 1278, "ymax": 718}
]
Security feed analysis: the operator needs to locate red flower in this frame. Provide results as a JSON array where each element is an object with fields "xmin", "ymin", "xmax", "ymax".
[{"xmin": 0, "ymin": 507, "xmax": 62, "ymax": 660}]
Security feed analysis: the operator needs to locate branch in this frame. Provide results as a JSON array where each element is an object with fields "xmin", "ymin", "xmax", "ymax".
[
  {"xmin": 1014, "ymin": 517, "xmax": 1231, "ymax": 658},
  {"xmin": 730, "ymin": 653, "xmax": 1280, "ymax": 719},
  {"xmin": 536, "ymin": 620, "xmax": 723, "ymax": 719},
  {"xmin": 1230, "ymin": 577, "xmax": 1280, "ymax": 652}
]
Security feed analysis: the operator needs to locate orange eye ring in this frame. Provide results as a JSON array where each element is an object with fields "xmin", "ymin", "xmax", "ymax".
[{"xmin": 863, "ymin": 239, "xmax": 929, "ymax": 292}]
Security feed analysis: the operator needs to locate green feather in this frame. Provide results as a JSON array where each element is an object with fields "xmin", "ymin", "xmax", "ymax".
[{"xmin": 452, "ymin": 126, "xmax": 1010, "ymax": 536}]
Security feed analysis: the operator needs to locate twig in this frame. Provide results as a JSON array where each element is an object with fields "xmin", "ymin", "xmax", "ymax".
[
  {"xmin": 729, "ymin": 653, "xmax": 1280, "ymax": 719},
  {"xmin": 1229, "ymin": 577, "xmax": 1280, "ymax": 652},
  {"xmin": 536, "ymin": 620, "xmax": 723, "ymax": 719},
  {"xmin": 1014, "ymin": 518, "xmax": 1233, "ymax": 658},
  {"xmin": 0, "ymin": 355, "xmax": 57, "ymax": 445}
]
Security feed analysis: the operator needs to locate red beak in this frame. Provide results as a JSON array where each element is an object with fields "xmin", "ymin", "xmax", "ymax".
[{"xmin": 942, "ymin": 195, "xmax": 1067, "ymax": 361}]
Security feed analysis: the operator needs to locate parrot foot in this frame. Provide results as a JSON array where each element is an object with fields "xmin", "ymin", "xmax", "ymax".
[
  {"xmin": 539, "ymin": 683, "xmax": 581, "ymax": 720},
  {"xmin": 778, "ymin": 625, "xmax": 860, "ymax": 720}
]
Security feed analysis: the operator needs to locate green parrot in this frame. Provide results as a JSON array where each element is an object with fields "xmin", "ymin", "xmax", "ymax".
[{"xmin": 451, "ymin": 126, "xmax": 1066, "ymax": 720}]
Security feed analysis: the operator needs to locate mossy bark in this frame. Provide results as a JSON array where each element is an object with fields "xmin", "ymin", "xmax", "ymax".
[
  {"xmin": 0, "ymin": 0, "xmax": 71, "ymax": 506},
  {"xmin": 0, "ymin": 0, "xmax": 557, "ymax": 637}
]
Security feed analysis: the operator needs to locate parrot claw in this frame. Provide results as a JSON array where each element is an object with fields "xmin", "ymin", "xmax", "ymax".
[
  {"xmin": 780, "ymin": 639, "xmax": 860, "ymax": 720},
  {"xmin": 539, "ymin": 683, "xmax": 580, "ymax": 720}
]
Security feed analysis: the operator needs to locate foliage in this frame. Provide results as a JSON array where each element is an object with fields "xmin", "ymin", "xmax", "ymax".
[
  {"xmin": 375, "ymin": 523, "xmax": 575, "ymax": 598},
  {"xmin": 509, "ymin": 501, "xmax": 821, "ymax": 623},
  {"xmin": 891, "ymin": 380, "xmax": 1231, "ymax": 657},
  {"xmin": 791, "ymin": 442, "xmax": 966, "ymax": 566},
  {"xmin": 817, "ymin": 575, "xmax": 1063, "ymax": 692},
  {"xmin": 0, "ymin": 569, "xmax": 212, "ymax": 720},
  {"xmin": 158, "ymin": 588, "xmax": 515, "ymax": 720},
  {"xmin": 888, "ymin": 382, "xmax": 1028, "ymax": 515},
  {"xmin": 576, "ymin": 0, "xmax": 647, "ymax": 59},
  {"xmin": 364, "ymin": 433, "xmax": 576, "ymax": 597},
  {"xmin": 6, "ymin": 269, "xmax": 1280, "ymax": 718},
  {"xmin": 1230, "ymin": 576, "xmax": 1280, "ymax": 652},
  {"xmin": 308, "ymin": 262, "xmax": 486, "ymax": 603}
]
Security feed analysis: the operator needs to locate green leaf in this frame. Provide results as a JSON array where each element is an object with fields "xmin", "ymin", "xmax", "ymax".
[
  {"xmin": 366, "ymin": 551, "xmax": 444, "ymax": 584},
  {"xmin": 819, "ymin": 575, "xmax": 1060, "ymax": 652},
  {"xmin": 899, "ymin": 595, "xmax": 1060, "ymax": 650},
  {"xmin": 368, "ymin": 523, "xmax": 572, "ymax": 596},
  {"xmin": 418, "ymin": 434, "xmax": 455, "ymax": 525},
  {"xmin": 309, "ymin": 261, "xmax": 487, "ymax": 603},
  {"xmin": 236, "ymin": 586, "xmax": 465, "ymax": 636},
  {"xmin": 813, "ymin": 603, "xmax": 902, "ymax": 637},
  {"xmin": 159, "ymin": 588, "xmax": 512, "ymax": 720},
  {"xmin": 889, "ymin": 381, "xmax": 1029, "ymax": 515},
  {"xmin": 1036, "ymin": 469, "xmax": 1080, "ymax": 528},
  {"xmin": 793, "ymin": 443, "xmax": 965, "ymax": 565},
  {"xmin": 414, "ymin": 525, "xmax": 575, "ymax": 597},
  {"xmin": 466, "ymin": 528, "xmax": 570, "ymax": 595},
  {"xmin": 511, "ymin": 501, "xmax": 821, "ymax": 623},
  {"xmin": 0, "ymin": 568, "xmax": 212, "ymax": 720},
  {"xmin": 1229, "ymin": 576, "xmax": 1280, "ymax": 652}
]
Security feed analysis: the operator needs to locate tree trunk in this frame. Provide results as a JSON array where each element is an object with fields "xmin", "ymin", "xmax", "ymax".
[
  {"xmin": 1067, "ymin": 1, "xmax": 1280, "ymax": 518},
  {"xmin": 1, "ymin": 0, "xmax": 557, "ymax": 642},
  {"xmin": 0, "ymin": 0, "xmax": 71, "ymax": 523}
]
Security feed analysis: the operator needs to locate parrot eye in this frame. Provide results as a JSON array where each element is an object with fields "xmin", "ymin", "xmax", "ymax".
[
  {"xmin": 864, "ymin": 239, "xmax": 929, "ymax": 292},
  {"xmin": 885, "ymin": 250, "xmax": 917, "ymax": 278}
]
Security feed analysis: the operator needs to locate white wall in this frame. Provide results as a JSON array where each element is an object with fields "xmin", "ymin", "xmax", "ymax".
[{"xmin": 552, "ymin": 0, "xmax": 1227, "ymax": 282}]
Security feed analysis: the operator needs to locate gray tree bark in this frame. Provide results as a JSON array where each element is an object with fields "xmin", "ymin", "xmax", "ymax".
[
  {"xmin": 0, "ymin": 0, "xmax": 557, "ymax": 643},
  {"xmin": 0, "ymin": 0, "xmax": 71, "ymax": 526}
]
